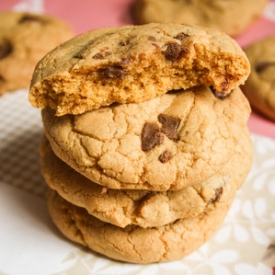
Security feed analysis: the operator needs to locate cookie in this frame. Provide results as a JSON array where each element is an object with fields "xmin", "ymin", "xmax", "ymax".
[
  {"xmin": 132, "ymin": 0, "xmax": 268, "ymax": 37},
  {"xmin": 0, "ymin": 11, "xmax": 73, "ymax": 95},
  {"xmin": 242, "ymin": 36, "xmax": 275, "ymax": 121},
  {"xmin": 41, "ymin": 85, "xmax": 251, "ymax": 191},
  {"xmin": 29, "ymin": 22, "xmax": 250, "ymax": 116},
  {"xmin": 47, "ymin": 188, "xmax": 233, "ymax": 264},
  {"xmin": 40, "ymin": 127, "xmax": 252, "ymax": 228}
]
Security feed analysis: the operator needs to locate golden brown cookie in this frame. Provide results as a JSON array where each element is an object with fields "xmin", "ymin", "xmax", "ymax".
[
  {"xmin": 29, "ymin": 23, "xmax": 250, "ymax": 116},
  {"xmin": 132, "ymin": 0, "xmax": 268, "ymax": 37},
  {"xmin": 40, "ymin": 127, "xmax": 252, "ymax": 228},
  {"xmin": 41, "ymin": 85, "xmax": 251, "ymax": 191},
  {"xmin": 0, "ymin": 11, "xmax": 73, "ymax": 95},
  {"xmin": 242, "ymin": 36, "xmax": 275, "ymax": 121},
  {"xmin": 47, "ymin": 188, "xmax": 234, "ymax": 264}
]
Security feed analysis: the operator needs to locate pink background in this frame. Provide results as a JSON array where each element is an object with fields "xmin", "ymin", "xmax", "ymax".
[{"xmin": 1, "ymin": 0, "xmax": 275, "ymax": 139}]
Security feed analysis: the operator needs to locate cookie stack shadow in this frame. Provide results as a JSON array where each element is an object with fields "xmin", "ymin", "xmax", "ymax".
[{"xmin": 29, "ymin": 23, "xmax": 254, "ymax": 264}]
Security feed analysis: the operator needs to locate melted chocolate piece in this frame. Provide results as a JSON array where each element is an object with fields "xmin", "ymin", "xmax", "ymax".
[
  {"xmin": 158, "ymin": 114, "xmax": 180, "ymax": 140},
  {"xmin": 163, "ymin": 43, "xmax": 189, "ymax": 61},
  {"xmin": 19, "ymin": 14, "xmax": 42, "ymax": 24},
  {"xmin": 210, "ymin": 86, "xmax": 230, "ymax": 100},
  {"xmin": 100, "ymin": 66, "xmax": 127, "ymax": 79},
  {"xmin": 174, "ymin": 32, "xmax": 189, "ymax": 41},
  {"xmin": 141, "ymin": 123, "xmax": 163, "ymax": 151},
  {"xmin": 256, "ymin": 61, "xmax": 275, "ymax": 73},
  {"xmin": 0, "ymin": 40, "xmax": 12, "ymax": 60},
  {"xmin": 148, "ymin": 36, "xmax": 157, "ymax": 41},
  {"xmin": 159, "ymin": 150, "xmax": 173, "ymax": 163},
  {"xmin": 92, "ymin": 53, "xmax": 104, "ymax": 59},
  {"xmin": 211, "ymin": 187, "xmax": 223, "ymax": 203}
]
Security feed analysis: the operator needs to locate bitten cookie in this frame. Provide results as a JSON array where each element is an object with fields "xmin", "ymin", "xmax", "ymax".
[
  {"xmin": 40, "ymin": 127, "xmax": 252, "ymax": 228},
  {"xmin": 242, "ymin": 36, "xmax": 275, "ymax": 121},
  {"xmin": 0, "ymin": 11, "xmax": 73, "ymax": 95},
  {"xmin": 47, "ymin": 188, "xmax": 233, "ymax": 264},
  {"xmin": 29, "ymin": 23, "xmax": 250, "ymax": 116},
  {"xmin": 132, "ymin": 0, "xmax": 268, "ymax": 37},
  {"xmin": 42, "ymin": 85, "xmax": 251, "ymax": 191}
]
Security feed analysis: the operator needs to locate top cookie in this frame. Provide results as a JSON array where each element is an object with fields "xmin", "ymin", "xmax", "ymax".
[
  {"xmin": 0, "ymin": 11, "xmax": 73, "ymax": 95},
  {"xmin": 133, "ymin": 0, "xmax": 268, "ymax": 37},
  {"xmin": 29, "ymin": 23, "xmax": 250, "ymax": 116}
]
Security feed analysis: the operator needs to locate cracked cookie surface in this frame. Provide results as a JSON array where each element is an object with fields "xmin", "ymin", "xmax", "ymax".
[
  {"xmin": 40, "ymin": 128, "xmax": 252, "ymax": 228},
  {"xmin": 133, "ymin": 0, "xmax": 268, "ymax": 37},
  {"xmin": 42, "ymin": 85, "xmax": 251, "ymax": 191},
  {"xmin": 0, "ymin": 11, "xmax": 73, "ymax": 95},
  {"xmin": 47, "ymin": 188, "xmax": 233, "ymax": 264},
  {"xmin": 29, "ymin": 22, "xmax": 250, "ymax": 116},
  {"xmin": 242, "ymin": 36, "xmax": 275, "ymax": 121}
]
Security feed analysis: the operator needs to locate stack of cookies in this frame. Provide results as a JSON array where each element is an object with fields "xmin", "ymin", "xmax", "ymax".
[{"xmin": 29, "ymin": 23, "xmax": 253, "ymax": 264}]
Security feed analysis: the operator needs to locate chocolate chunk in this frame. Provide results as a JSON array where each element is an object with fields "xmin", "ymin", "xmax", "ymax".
[
  {"xmin": 92, "ymin": 53, "xmax": 104, "ymax": 59},
  {"xmin": 0, "ymin": 40, "xmax": 12, "ymax": 60},
  {"xmin": 163, "ymin": 43, "xmax": 189, "ymax": 61},
  {"xmin": 256, "ymin": 61, "xmax": 275, "ymax": 73},
  {"xmin": 174, "ymin": 32, "xmax": 189, "ymax": 41},
  {"xmin": 211, "ymin": 187, "xmax": 223, "ymax": 203},
  {"xmin": 210, "ymin": 86, "xmax": 230, "ymax": 100},
  {"xmin": 121, "ymin": 57, "xmax": 133, "ymax": 64},
  {"xmin": 19, "ymin": 14, "xmax": 42, "ymax": 24},
  {"xmin": 141, "ymin": 123, "xmax": 163, "ymax": 151},
  {"xmin": 158, "ymin": 114, "xmax": 180, "ymax": 140},
  {"xmin": 159, "ymin": 150, "xmax": 173, "ymax": 163},
  {"xmin": 152, "ymin": 43, "xmax": 160, "ymax": 48},
  {"xmin": 148, "ymin": 36, "xmax": 157, "ymax": 41},
  {"xmin": 100, "ymin": 66, "xmax": 127, "ymax": 79}
]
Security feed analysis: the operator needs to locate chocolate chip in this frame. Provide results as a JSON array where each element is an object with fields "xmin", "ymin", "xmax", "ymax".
[
  {"xmin": 163, "ymin": 43, "xmax": 189, "ymax": 61},
  {"xmin": 0, "ymin": 40, "xmax": 12, "ymax": 60},
  {"xmin": 92, "ymin": 53, "xmax": 104, "ymax": 59},
  {"xmin": 141, "ymin": 123, "xmax": 163, "ymax": 152},
  {"xmin": 148, "ymin": 36, "xmax": 156, "ymax": 41},
  {"xmin": 158, "ymin": 114, "xmax": 180, "ymax": 140},
  {"xmin": 152, "ymin": 43, "xmax": 160, "ymax": 48},
  {"xmin": 159, "ymin": 150, "xmax": 173, "ymax": 163},
  {"xmin": 121, "ymin": 57, "xmax": 133, "ymax": 64},
  {"xmin": 119, "ymin": 38, "xmax": 132, "ymax": 46},
  {"xmin": 255, "ymin": 61, "xmax": 275, "ymax": 73},
  {"xmin": 100, "ymin": 66, "xmax": 127, "ymax": 79},
  {"xmin": 211, "ymin": 187, "xmax": 223, "ymax": 203},
  {"xmin": 210, "ymin": 86, "xmax": 230, "ymax": 100},
  {"xmin": 18, "ymin": 14, "xmax": 42, "ymax": 24},
  {"xmin": 174, "ymin": 32, "xmax": 189, "ymax": 41}
]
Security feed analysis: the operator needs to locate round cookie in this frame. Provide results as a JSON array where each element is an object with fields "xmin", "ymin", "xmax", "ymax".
[
  {"xmin": 47, "ymin": 188, "xmax": 234, "ymax": 264},
  {"xmin": 242, "ymin": 36, "xmax": 275, "ymax": 121},
  {"xmin": 0, "ymin": 11, "xmax": 73, "ymax": 95},
  {"xmin": 42, "ymin": 85, "xmax": 251, "ymax": 191},
  {"xmin": 132, "ymin": 0, "xmax": 268, "ymax": 37},
  {"xmin": 29, "ymin": 22, "xmax": 250, "ymax": 116},
  {"xmin": 40, "ymin": 128, "xmax": 252, "ymax": 228}
]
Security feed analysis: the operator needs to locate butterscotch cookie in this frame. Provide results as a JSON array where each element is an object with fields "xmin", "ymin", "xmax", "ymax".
[
  {"xmin": 40, "ymin": 127, "xmax": 252, "ymax": 228},
  {"xmin": 0, "ymin": 11, "xmax": 73, "ymax": 95},
  {"xmin": 42, "ymin": 85, "xmax": 251, "ymax": 191},
  {"xmin": 242, "ymin": 36, "xmax": 275, "ymax": 121},
  {"xmin": 47, "ymin": 188, "xmax": 233, "ymax": 264},
  {"xmin": 133, "ymin": 0, "xmax": 268, "ymax": 37},
  {"xmin": 29, "ymin": 23, "xmax": 250, "ymax": 116}
]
